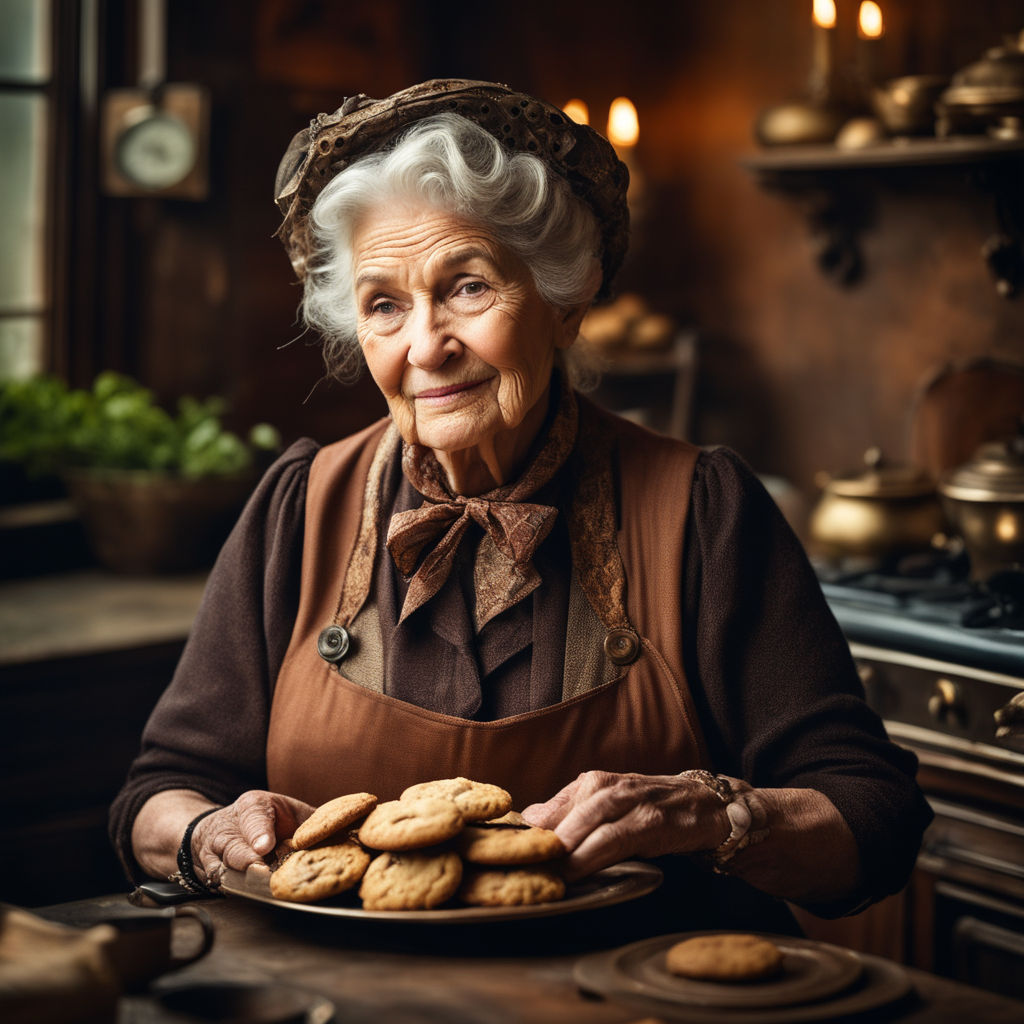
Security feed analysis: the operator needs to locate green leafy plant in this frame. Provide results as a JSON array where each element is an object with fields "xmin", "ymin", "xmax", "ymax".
[{"xmin": 0, "ymin": 372, "xmax": 281, "ymax": 479}]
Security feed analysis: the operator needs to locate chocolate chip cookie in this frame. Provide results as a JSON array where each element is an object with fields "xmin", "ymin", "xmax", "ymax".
[
  {"xmin": 400, "ymin": 777, "xmax": 512, "ymax": 823},
  {"xmin": 458, "ymin": 824, "xmax": 565, "ymax": 865},
  {"xmin": 291, "ymin": 792, "xmax": 378, "ymax": 849},
  {"xmin": 359, "ymin": 850, "xmax": 463, "ymax": 910},
  {"xmin": 458, "ymin": 866, "xmax": 566, "ymax": 906},
  {"xmin": 268, "ymin": 839, "xmax": 370, "ymax": 903},
  {"xmin": 358, "ymin": 797, "xmax": 465, "ymax": 851}
]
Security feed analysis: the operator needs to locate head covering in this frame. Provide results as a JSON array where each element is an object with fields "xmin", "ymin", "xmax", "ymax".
[{"xmin": 273, "ymin": 78, "xmax": 630, "ymax": 299}]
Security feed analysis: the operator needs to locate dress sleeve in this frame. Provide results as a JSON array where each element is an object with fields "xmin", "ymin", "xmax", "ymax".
[
  {"xmin": 682, "ymin": 446, "xmax": 933, "ymax": 914},
  {"xmin": 107, "ymin": 438, "xmax": 318, "ymax": 883}
]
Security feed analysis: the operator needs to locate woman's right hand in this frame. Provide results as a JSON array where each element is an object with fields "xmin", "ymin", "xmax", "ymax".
[{"xmin": 191, "ymin": 790, "xmax": 316, "ymax": 885}]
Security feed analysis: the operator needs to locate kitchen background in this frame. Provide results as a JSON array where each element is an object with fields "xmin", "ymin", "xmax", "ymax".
[
  {"xmin": 4, "ymin": 0, "xmax": 1024, "ymax": 998},
  {"xmin": 6, "ymin": 0, "xmax": 1024, "ymax": 506}
]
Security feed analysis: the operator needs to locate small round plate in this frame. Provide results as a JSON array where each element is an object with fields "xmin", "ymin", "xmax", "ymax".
[
  {"xmin": 575, "ymin": 932, "xmax": 914, "ymax": 1023},
  {"xmin": 221, "ymin": 859, "xmax": 662, "ymax": 924}
]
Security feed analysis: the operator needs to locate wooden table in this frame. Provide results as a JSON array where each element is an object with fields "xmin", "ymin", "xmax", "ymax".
[{"xmin": 36, "ymin": 891, "xmax": 1024, "ymax": 1024}]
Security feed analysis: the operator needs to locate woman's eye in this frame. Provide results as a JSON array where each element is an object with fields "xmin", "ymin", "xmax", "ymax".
[
  {"xmin": 370, "ymin": 299, "xmax": 398, "ymax": 316},
  {"xmin": 456, "ymin": 280, "xmax": 488, "ymax": 298}
]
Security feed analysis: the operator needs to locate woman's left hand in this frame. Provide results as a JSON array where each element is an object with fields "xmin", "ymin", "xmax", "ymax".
[{"xmin": 522, "ymin": 770, "xmax": 730, "ymax": 880}]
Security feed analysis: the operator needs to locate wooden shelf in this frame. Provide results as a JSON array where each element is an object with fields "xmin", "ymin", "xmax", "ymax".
[
  {"xmin": 743, "ymin": 135, "xmax": 1024, "ymax": 175},
  {"xmin": 742, "ymin": 135, "xmax": 1024, "ymax": 296}
]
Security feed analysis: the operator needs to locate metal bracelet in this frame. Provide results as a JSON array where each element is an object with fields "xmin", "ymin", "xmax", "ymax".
[
  {"xmin": 680, "ymin": 770, "xmax": 771, "ymax": 874},
  {"xmin": 678, "ymin": 768, "xmax": 734, "ymax": 804}
]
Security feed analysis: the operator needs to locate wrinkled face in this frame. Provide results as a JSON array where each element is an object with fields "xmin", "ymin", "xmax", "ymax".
[{"xmin": 352, "ymin": 201, "xmax": 576, "ymax": 461}]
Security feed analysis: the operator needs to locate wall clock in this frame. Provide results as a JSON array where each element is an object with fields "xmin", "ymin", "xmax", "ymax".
[{"xmin": 102, "ymin": 84, "xmax": 210, "ymax": 199}]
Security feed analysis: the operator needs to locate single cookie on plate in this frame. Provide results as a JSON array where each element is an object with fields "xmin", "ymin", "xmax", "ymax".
[
  {"xmin": 665, "ymin": 934, "xmax": 784, "ymax": 982},
  {"xmin": 458, "ymin": 824, "xmax": 565, "ymax": 865},
  {"xmin": 291, "ymin": 792, "xmax": 378, "ymax": 849},
  {"xmin": 458, "ymin": 866, "xmax": 566, "ymax": 906},
  {"xmin": 268, "ymin": 839, "xmax": 370, "ymax": 903},
  {"xmin": 358, "ymin": 796, "xmax": 465, "ymax": 851},
  {"xmin": 359, "ymin": 850, "xmax": 463, "ymax": 910},
  {"xmin": 400, "ymin": 777, "xmax": 512, "ymax": 823}
]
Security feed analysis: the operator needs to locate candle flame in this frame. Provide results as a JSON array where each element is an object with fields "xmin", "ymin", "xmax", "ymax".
[
  {"xmin": 563, "ymin": 98, "xmax": 589, "ymax": 126},
  {"xmin": 607, "ymin": 97, "xmax": 639, "ymax": 148},
  {"xmin": 813, "ymin": 0, "xmax": 836, "ymax": 29},
  {"xmin": 858, "ymin": 1, "xmax": 884, "ymax": 39}
]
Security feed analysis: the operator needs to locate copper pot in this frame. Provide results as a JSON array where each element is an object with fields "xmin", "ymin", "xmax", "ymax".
[
  {"xmin": 939, "ymin": 427, "xmax": 1024, "ymax": 580},
  {"xmin": 809, "ymin": 447, "xmax": 947, "ymax": 564}
]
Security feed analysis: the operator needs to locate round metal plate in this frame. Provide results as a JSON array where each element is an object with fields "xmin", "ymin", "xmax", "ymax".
[{"xmin": 221, "ymin": 859, "xmax": 662, "ymax": 924}]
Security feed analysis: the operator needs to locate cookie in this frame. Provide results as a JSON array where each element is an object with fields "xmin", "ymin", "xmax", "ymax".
[
  {"xmin": 268, "ymin": 837, "xmax": 296, "ymax": 869},
  {"xmin": 458, "ymin": 866, "xmax": 566, "ymax": 906},
  {"xmin": 291, "ymin": 792, "xmax": 378, "ymax": 849},
  {"xmin": 665, "ymin": 934, "xmax": 784, "ymax": 982},
  {"xmin": 400, "ymin": 777, "xmax": 512, "ymax": 823},
  {"xmin": 458, "ymin": 824, "xmax": 565, "ymax": 865},
  {"xmin": 358, "ymin": 797, "xmax": 465, "ymax": 851},
  {"xmin": 268, "ymin": 840, "xmax": 370, "ymax": 903},
  {"xmin": 359, "ymin": 850, "xmax": 463, "ymax": 910},
  {"xmin": 482, "ymin": 810, "xmax": 527, "ymax": 827}
]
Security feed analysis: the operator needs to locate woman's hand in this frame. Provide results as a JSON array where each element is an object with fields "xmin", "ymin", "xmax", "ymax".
[
  {"xmin": 521, "ymin": 771, "xmax": 730, "ymax": 880},
  {"xmin": 190, "ymin": 790, "xmax": 316, "ymax": 885}
]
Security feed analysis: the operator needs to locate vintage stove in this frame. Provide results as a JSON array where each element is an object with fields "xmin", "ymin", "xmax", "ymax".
[{"xmin": 817, "ymin": 551, "xmax": 1024, "ymax": 998}]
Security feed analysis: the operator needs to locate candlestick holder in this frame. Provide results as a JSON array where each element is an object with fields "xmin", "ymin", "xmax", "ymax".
[{"xmin": 754, "ymin": 4, "xmax": 849, "ymax": 146}]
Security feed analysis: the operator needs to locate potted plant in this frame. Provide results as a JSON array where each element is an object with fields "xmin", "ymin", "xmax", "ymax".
[{"xmin": 0, "ymin": 372, "xmax": 280, "ymax": 573}]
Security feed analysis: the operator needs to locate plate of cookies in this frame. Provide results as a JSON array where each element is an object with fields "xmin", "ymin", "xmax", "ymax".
[
  {"xmin": 220, "ymin": 778, "xmax": 663, "ymax": 922},
  {"xmin": 574, "ymin": 931, "xmax": 913, "ymax": 1022}
]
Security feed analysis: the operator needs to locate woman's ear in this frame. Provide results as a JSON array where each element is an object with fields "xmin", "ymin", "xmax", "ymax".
[{"xmin": 555, "ymin": 262, "xmax": 602, "ymax": 350}]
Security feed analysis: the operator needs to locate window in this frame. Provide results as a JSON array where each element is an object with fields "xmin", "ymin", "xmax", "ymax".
[{"xmin": 0, "ymin": 0, "xmax": 52, "ymax": 379}]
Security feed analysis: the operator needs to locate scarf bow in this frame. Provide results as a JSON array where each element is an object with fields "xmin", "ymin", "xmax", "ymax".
[
  {"xmin": 386, "ymin": 496, "xmax": 558, "ymax": 624},
  {"xmin": 385, "ymin": 378, "xmax": 578, "ymax": 627}
]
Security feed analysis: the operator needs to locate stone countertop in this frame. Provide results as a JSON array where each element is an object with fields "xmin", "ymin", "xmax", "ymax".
[{"xmin": 0, "ymin": 569, "xmax": 207, "ymax": 665}]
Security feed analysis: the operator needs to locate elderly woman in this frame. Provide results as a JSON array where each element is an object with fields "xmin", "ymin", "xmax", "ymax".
[{"xmin": 111, "ymin": 80, "xmax": 930, "ymax": 930}]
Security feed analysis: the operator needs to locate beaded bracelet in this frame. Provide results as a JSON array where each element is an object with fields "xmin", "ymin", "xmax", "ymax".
[{"xmin": 169, "ymin": 806, "xmax": 222, "ymax": 895}]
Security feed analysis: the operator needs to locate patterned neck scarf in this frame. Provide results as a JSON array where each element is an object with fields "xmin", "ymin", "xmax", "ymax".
[{"xmin": 386, "ymin": 379, "xmax": 578, "ymax": 629}]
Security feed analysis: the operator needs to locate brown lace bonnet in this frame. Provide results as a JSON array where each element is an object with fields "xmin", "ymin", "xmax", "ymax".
[{"xmin": 273, "ymin": 78, "xmax": 630, "ymax": 299}]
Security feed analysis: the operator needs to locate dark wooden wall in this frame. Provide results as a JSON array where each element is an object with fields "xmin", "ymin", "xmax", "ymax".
[{"xmin": 92, "ymin": 0, "xmax": 1024, "ymax": 502}]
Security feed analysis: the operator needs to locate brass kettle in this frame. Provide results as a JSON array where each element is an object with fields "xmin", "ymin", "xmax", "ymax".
[
  {"xmin": 810, "ymin": 447, "xmax": 948, "ymax": 564},
  {"xmin": 936, "ymin": 29, "xmax": 1024, "ymax": 137},
  {"xmin": 939, "ymin": 425, "xmax": 1024, "ymax": 580}
]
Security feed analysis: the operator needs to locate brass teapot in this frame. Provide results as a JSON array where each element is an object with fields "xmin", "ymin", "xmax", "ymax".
[{"xmin": 810, "ymin": 447, "xmax": 948, "ymax": 564}]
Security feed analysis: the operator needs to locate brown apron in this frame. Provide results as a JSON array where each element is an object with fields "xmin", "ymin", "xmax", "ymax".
[{"xmin": 266, "ymin": 402, "xmax": 707, "ymax": 809}]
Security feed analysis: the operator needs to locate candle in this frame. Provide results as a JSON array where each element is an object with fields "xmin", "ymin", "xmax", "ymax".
[
  {"xmin": 607, "ymin": 97, "xmax": 639, "ymax": 150},
  {"xmin": 606, "ymin": 97, "xmax": 643, "ymax": 213},
  {"xmin": 809, "ymin": 0, "xmax": 836, "ymax": 103},
  {"xmin": 562, "ymin": 98, "xmax": 589, "ymax": 126},
  {"xmin": 857, "ymin": 1, "xmax": 884, "ymax": 91}
]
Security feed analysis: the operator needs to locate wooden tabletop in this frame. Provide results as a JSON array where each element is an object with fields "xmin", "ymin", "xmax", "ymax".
[{"xmin": 35, "ymin": 891, "xmax": 1024, "ymax": 1024}]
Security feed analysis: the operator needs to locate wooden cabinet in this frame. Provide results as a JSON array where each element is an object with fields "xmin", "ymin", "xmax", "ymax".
[{"xmin": 0, "ymin": 572, "xmax": 205, "ymax": 906}]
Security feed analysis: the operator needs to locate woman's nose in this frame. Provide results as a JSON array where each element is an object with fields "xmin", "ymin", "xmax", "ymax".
[{"xmin": 406, "ymin": 306, "xmax": 461, "ymax": 369}]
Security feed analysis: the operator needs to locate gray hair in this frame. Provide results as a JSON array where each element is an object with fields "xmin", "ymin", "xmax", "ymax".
[{"xmin": 301, "ymin": 113, "xmax": 602, "ymax": 382}]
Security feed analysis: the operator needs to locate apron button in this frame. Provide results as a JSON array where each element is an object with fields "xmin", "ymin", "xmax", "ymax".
[
  {"xmin": 604, "ymin": 628, "xmax": 640, "ymax": 665},
  {"xmin": 317, "ymin": 625, "xmax": 350, "ymax": 664}
]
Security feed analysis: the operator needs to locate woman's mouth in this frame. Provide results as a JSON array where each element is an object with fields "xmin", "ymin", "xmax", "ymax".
[{"xmin": 414, "ymin": 378, "xmax": 490, "ymax": 401}]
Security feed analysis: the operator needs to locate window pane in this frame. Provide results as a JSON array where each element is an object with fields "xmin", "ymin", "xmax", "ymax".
[
  {"xmin": 0, "ymin": 91, "xmax": 47, "ymax": 309},
  {"xmin": 0, "ymin": 315, "xmax": 43, "ymax": 379},
  {"xmin": 0, "ymin": 0, "xmax": 51, "ymax": 81}
]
